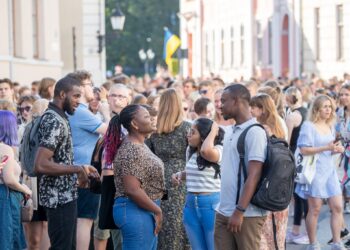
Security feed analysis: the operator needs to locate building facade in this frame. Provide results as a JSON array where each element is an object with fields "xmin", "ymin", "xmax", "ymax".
[
  {"xmin": 59, "ymin": 0, "xmax": 106, "ymax": 84},
  {"xmin": 0, "ymin": 0, "xmax": 106, "ymax": 85},
  {"xmin": 179, "ymin": 0, "xmax": 350, "ymax": 82},
  {"xmin": 301, "ymin": 0, "xmax": 350, "ymax": 79},
  {"xmin": 0, "ymin": 0, "xmax": 63, "ymax": 84}
]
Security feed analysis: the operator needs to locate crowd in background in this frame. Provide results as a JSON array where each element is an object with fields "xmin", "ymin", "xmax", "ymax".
[{"xmin": 1, "ymin": 66, "xmax": 350, "ymax": 250}]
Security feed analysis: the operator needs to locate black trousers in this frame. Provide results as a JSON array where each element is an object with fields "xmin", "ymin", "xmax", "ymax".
[
  {"xmin": 293, "ymin": 192, "xmax": 308, "ymax": 226},
  {"xmin": 45, "ymin": 200, "xmax": 77, "ymax": 250}
]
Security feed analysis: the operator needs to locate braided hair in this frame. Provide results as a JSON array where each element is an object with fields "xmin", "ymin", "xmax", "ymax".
[{"xmin": 104, "ymin": 104, "xmax": 141, "ymax": 165}]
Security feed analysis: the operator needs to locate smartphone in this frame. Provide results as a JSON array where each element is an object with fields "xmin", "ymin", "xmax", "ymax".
[
  {"xmin": 1, "ymin": 155, "xmax": 9, "ymax": 164},
  {"xmin": 334, "ymin": 137, "xmax": 342, "ymax": 144}
]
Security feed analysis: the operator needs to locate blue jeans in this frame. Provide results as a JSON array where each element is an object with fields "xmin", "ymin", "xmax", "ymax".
[
  {"xmin": 183, "ymin": 192, "xmax": 220, "ymax": 250},
  {"xmin": 113, "ymin": 197, "xmax": 160, "ymax": 250},
  {"xmin": 0, "ymin": 184, "xmax": 26, "ymax": 250}
]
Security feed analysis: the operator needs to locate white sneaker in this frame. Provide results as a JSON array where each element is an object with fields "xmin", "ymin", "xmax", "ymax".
[
  {"xmin": 331, "ymin": 242, "xmax": 346, "ymax": 250},
  {"xmin": 286, "ymin": 231, "xmax": 296, "ymax": 243},
  {"xmin": 293, "ymin": 234, "xmax": 310, "ymax": 245},
  {"xmin": 345, "ymin": 203, "xmax": 350, "ymax": 214},
  {"xmin": 307, "ymin": 242, "xmax": 321, "ymax": 250}
]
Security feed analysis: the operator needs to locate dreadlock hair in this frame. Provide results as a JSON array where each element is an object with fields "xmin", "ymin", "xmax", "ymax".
[
  {"xmin": 188, "ymin": 118, "xmax": 225, "ymax": 178},
  {"xmin": 104, "ymin": 104, "xmax": 141, "ymax": 165}
]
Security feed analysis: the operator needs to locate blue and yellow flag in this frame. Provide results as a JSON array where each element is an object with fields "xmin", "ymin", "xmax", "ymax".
[{"xmin": 163, "ymin": 28, "xmax": 181, "ymax": 66}]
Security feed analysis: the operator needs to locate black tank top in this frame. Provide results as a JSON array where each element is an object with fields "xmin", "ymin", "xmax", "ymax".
[{"xmin": 289, "ymin": 106, "xmax": 307, "ymax": 153}]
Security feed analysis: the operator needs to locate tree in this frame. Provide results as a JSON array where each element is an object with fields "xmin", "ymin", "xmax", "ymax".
[{"xmin": 105, "ymin": 0, "xmax": 179, "ymax": 76}]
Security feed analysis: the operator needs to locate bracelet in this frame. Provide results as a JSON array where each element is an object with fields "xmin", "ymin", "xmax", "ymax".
[
  {"xmin": 236, "ymin": 205, "xmax": 246, "ymax": 213},
  {"xmin": 79, "ymin": 165, "xmax": 88, "ymax": 176}
]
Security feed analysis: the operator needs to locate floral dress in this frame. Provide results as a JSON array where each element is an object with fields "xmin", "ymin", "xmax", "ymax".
[
  {"xmin": 147, "ymin": 121, "xmax": 191, "ymax": 250},
  {"xmin": 259, "ymin": 210, "xmax": 289, "ymax": 250}
]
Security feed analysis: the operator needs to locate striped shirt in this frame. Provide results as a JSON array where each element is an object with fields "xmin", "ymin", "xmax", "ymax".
[{"xmin": 185, "ymin": 145, "xmax": 223, "ymax": 193}]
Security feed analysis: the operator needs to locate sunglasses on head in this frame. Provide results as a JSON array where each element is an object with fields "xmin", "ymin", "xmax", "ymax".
[
  {"xmin": 19, "ymin": 106, "xmax": 31, "ymax": 112},
  {"xmin": 199, "ymin": 89, "xmax": 208, "ymax": 95}
]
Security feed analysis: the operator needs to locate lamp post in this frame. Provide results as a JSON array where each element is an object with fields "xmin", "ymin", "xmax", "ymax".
[
  {"xmin": 110, "ymin": 3, "xmax": 125, "ymax": 31},
  {"xmin": 139, "ymin": 48, "xmax": 155, "ymax": 75},
  {"xmin": 98, "ymin": 2, "xmax": 125, "ymax": 54}
]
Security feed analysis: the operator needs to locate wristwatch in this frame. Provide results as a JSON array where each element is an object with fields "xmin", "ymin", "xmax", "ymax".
[{"xmin": 236, "ymin": 205, "xmax": 246, "ymax": 213}]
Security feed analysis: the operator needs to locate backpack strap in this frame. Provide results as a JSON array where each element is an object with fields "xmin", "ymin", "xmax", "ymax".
[
  {"xmin": 272, "ymin": 213, "xmax": 279, "ymax": 250},
  {"xmin": 235, "ymin": 123, "xmax": 266, "ymax": 205}
]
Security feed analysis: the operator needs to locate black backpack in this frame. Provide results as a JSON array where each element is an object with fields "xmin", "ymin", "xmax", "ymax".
[{"xmin": 236, "ymin": 124, "xmax": 296, "ymax": 212}]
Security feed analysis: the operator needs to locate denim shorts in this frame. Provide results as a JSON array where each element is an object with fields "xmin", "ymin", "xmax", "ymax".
[
  {"xmin": 0, "ymin": 184, "xmax": 27, "ymax": 250},
  {"xmin": 77, "ymin": 188, "xmax": 101, "ymax": 219}
]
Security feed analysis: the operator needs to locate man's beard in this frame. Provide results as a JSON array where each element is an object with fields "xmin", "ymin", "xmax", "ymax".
[{"xmin": 63, "ymin": 97, "xmax": 75, "ymax": 115}]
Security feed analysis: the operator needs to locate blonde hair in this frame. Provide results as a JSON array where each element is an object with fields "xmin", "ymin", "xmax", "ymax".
[
  {"xmin": 258, "ymin": 86, "xmax": 285, "ymax": 118},
  {"xmin": 250, "ymin": 94, "xmax": 285, "ymax": 139},
  {"xmin": 0, "ymin": 99, "xmax": 16, "ymax": 113},
  {"xmin": 32, "ymin": 98, "xmax": 49, "ymax": 117},
  {"xmin": 157, "ymin": 88, "xmax": 183, "ymax": 134},
  {"xmin": 308, "ymin": 95, "xmax": 336, "ymax": 125}
]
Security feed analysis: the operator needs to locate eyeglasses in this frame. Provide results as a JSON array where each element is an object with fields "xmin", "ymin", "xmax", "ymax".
[
  {"xmin": 82, "ymin": 82, "xmax": 94, "ymax": 87},
  {"xmin": 109, "ymin": 94, "xmax": 128, "ymax": 100},
  {"xmin": 199, "ymin": 89, "xmax": 208, "ymax": 95},
  {"xmin": 19, "ymin": 106, "xmax": 32, "ymax": 113}
]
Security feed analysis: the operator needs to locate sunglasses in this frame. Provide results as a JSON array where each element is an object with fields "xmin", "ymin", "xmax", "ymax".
[
  {"xmin": 109, "ymin": 94, "xmax": 128, "ymax": 99},
  {"xmin": 82, "ymin": 82, "xmax": 94, "ymax": 87},
  {"xmin": 19, "ymin": 106, "xmax": 31, "ymax": 113},
  {"xmin": 199, "ymin": 89, "xmax": 208, "ymax": 95}
]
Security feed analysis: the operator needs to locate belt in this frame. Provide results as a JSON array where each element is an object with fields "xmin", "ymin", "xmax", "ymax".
[{"xmin": 189, "ymin": 192, "xmax": 211, "ymax": 195}]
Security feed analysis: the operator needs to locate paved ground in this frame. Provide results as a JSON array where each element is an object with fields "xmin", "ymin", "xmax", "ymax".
[{"xmin": 286, "ymin": 205, "xmax": 350, "ymax": 250}]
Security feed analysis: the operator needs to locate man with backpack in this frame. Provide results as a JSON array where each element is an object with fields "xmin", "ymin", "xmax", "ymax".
[
  {"xmin": 214, "ymin": 84, "xmax": 268, "ymax": 250},
  {"xmin": 34, "ymin": 75, "xmax": 99, "ymax": 250}
]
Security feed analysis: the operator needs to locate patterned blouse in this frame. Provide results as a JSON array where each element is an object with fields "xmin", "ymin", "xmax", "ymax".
[
  {"xmin": 113, "ymin": 139, "xmax": 165, "ymax": 200},
  {"xmin": 38, "ymin": 103, "xmax": 77, "ymax": 209}
]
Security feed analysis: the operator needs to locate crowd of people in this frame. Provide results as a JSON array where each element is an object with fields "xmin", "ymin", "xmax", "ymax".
[{"xmin": 0, "ymin": 69, "xmax": 350, "ymax": 250}]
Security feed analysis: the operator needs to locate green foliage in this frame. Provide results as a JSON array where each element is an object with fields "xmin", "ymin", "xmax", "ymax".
[{"xmin": 105, "ymin": 0, "xmax": 179, "ymax": 75}]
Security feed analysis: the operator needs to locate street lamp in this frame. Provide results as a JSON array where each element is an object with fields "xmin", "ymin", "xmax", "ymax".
[
  {"xmin": 110, "ymin": 3, "xmax": 125, "ymax": 31},
  {"xmin": 99, "ymin": 2, "xmax": 124, "ymax": 54},
  {"xmin": 139, "ymin": 48, "xmax": 155, "ymax": 75}
]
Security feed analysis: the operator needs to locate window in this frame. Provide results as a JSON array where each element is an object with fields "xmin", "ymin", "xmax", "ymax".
[
  {"xmin": 221, "ymin": 29, "xmax": 225, "ymax": 66},
  {"xmin": 256, "ymin": 21, "xmax": 263, "ymax": 64},
  {"xmin": 240, "ymin": 25, "xmax": 244, "ymax": 65},
  {"xmin": 32, "ymin": 0, "xmax": 39, "ymax": 58},
  {"xmin": 12, "ymin": 0, "xmax": 18, "ymax": 56},
  {"xmin": 315, "ymin": 7, "xmax": 320, "ymax": 61},
  {"xmin": 212, "ymin": 30, "xmax": 215, "ymax": 68},
  {"xmin": 230, "ymin": 27, "xmax": 234, "ymax": 66},
  {"xmin": 205, "ymin": 32, "xmax": 209, "ymax": 67},
  {"xmin": 336, "ymin": 5, "xmax": 344, "ymax": 60},
  {"xmin": 268, "ymin": 19, "xmax": 273, "ymax": 64}
]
